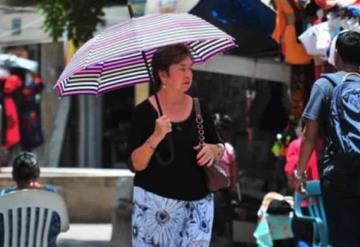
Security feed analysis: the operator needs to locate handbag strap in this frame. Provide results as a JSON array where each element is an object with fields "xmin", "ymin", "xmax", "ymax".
[{"xmin": 193, "ymin": 97, "xmax": 205, "ymax": 146}]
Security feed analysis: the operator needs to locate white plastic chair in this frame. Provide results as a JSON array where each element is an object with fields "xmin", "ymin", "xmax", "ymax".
[{"xmin": 0, "ymin": 189, "xmax": 69, "ymax": 247}]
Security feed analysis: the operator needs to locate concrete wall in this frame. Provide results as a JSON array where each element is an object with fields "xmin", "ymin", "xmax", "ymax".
[{"xmin": 0, "ymin": 168, "xmax": 134, "ymax": 223}]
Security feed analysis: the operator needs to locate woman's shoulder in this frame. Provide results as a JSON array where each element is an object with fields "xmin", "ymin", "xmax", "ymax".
[
  {"xmin": 135, "ymin": 98, "xmax": 151, "ymax": 109},
  {"xmin": 133, "ymin": 98, "xmax": 156, "ymax": 116}
]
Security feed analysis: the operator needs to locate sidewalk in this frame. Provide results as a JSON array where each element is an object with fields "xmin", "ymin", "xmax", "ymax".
[{"xmin": 58, "ymin": 224, "xmax": 112, "ymax": 247}]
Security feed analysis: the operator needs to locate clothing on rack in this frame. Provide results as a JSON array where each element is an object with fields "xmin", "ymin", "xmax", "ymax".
[
  {"xmin": 18, "ymin": 75, "xmax": 44, "ymax": 150},
  {"xmin": 299, "ymin": 21, "xmax": 341, "ymax": 60},
  {"xmin": 273, "ymin": 0, "xmax": 313, "ymax": 64},
  {"xmin": 1, "ymin": 75, "xmax": 22, "ymax": 149}
]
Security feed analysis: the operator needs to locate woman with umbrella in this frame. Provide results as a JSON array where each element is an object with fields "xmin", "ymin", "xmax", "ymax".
[{"xmin": 128, "ymin": 44, "xmax": 224, "ymax": 247}]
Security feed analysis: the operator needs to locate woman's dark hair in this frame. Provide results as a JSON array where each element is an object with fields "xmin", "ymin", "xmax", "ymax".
[
  {"xmin": 151, "ymin": 44, "xmax": 192, "ymax": 90},
  {"xmin": 336, "ymin": 31, "xmax": 360, "ymax": 66},
  {"xmin": 12, "ymin": 152, "xmax": 40, "ymax": 182}
]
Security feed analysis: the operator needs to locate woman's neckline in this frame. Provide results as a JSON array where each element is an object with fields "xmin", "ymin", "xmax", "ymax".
[{"xmin": 147, "ymin": 96, "xmax": 194, "ymax": 124}]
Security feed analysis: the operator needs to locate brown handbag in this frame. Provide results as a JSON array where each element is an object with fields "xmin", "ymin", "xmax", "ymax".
[{"xmin": 193, "ymin": 98, "xmax": 230, "ymax": 192}]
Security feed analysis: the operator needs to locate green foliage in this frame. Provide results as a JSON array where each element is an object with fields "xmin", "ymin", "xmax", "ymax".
[{"xmin": 38, "ymin": 0, "xmax": 106, "ymax": 47}]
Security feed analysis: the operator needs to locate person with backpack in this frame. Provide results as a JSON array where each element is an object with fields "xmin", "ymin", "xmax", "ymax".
[{"xmin": 295, "ymin": 31, "xmax": 360, "ymax": 246}]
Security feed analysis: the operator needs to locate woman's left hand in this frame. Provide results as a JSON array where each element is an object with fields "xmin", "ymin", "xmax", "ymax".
[{"xmin": 194, "ymin": 143, "xmax": 217, "ymax": 167}]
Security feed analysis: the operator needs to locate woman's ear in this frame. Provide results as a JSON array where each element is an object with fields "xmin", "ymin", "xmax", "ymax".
[{"xmin": 158, "ymin": 70, "xmax": 168, "ymax": 82}]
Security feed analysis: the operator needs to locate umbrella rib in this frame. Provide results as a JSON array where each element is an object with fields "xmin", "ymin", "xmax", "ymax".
[{"xmin": 96, "ymin": 62, "xmax": 106, "ymax": 96}]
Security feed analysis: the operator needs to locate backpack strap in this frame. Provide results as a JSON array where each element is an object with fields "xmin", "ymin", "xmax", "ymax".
[
  {"xmin": 342, "ymin": 72, "xmax": 360, "ymax": 83},
  {"xmin": 318, "ymin": 74, "xmax": 340, "ymax": 153},
  {"xmin": 319, "ymin": 74, "xmax": 338, "ymax": 88}
]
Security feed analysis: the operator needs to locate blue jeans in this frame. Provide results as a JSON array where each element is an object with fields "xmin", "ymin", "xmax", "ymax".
[{"xmin": 322, "ymin": 181, "xmax": 360, "ymax": 247}]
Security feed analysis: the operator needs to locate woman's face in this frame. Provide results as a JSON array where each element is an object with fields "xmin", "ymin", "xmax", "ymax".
[{"xmin": 160, "ymin": 56, "xmax": 193, "ymax": 93}]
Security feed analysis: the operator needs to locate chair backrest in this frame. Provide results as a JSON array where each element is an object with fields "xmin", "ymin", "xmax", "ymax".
[
  {"xmin": 0, "ymin": 189, "xmax": 69, "ymax": 247},
  {"xmin": 294, "ymin": 180, "xmax": 328, "ymax": 247}
]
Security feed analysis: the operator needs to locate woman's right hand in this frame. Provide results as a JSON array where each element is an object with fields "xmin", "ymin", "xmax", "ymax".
[{"xmin": 153, "ymin": 115, "xmax": 172, "ymax": 140}]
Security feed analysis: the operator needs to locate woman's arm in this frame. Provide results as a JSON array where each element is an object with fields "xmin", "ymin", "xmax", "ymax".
[
  {"xmin": 131, "ymin": 115, "xmax": 172, "ymax": 171},
  {"xmin": 195, "ymin": 143, "xmax": 224, "ymax": 167},
  {"xmin": 131, "ymin": 133, "xmax": 162, "ymax": 171},
  {"xmin": 195, "ymin": 102, "xmax": 224, "ymax": 166},
  {"xmin": 295, "ymin": 120, "xmax": 319, "ymax": 187}
]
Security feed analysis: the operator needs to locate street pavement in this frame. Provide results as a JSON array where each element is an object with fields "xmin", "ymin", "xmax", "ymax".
[{"xmin": 58, "ymin": 224, "xmax": 113, "ymax": 247}]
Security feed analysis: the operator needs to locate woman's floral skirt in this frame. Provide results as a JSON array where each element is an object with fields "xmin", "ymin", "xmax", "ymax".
[{"xmin": 132, "ymin": 186, "xmax": 214, "ymax": 247}]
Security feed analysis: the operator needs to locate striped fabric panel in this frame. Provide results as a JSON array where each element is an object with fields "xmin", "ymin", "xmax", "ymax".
[
  {"xmin": 56, "ymin": 52, "xmax": 150, "ymax": 96},
  {"xmin": 55, "ymin": 13, "xmax": 236, "ymax": 96},
  {"xmin": 56, "ymin": 38, "xmax": 234, "ymax": 96}
]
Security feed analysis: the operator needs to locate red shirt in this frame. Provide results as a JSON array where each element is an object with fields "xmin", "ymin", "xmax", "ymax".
[{"xmin": 284, "ymin": 138, "xmax": 320, "ymax": 182}]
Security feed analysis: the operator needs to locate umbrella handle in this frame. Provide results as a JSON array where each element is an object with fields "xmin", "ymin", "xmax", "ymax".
[
  {"xmin": 155, "ymin": 134, "xmax": 175, "ymax": 166},
  {"xmin": 153, "ymin": 93, "xmax": 174, "ymax": 166}
]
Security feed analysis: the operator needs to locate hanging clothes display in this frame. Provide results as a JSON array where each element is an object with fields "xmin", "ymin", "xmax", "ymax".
[
  {"xmin": 18, "ymin": 74, "xmax": 44, "ymax": 150},
  {"xmin": 1, "ymin": 74, "xmax": 22, "ymax": 149},
  {"xmin": 272, "ymin": 0, "xmax": 312, "ymax": 64},
  {"xmin": 290, "ymin": 63, "xmax": 315, "ymax": 121},
  {"xmin": 299, "ymin": 21, "xmax": 341, "ymax": 60},
  {"xmin": 315, "ymin": 0, "xmax": 360, "ymax": 9}
]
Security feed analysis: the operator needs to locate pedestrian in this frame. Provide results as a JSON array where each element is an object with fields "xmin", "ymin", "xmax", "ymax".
[
  {"xmin": 210, "ymin": 113, "xmax": 239, "ymax": 247},
  {"xmin": 0, "ymin": 151, "xmax": 61, "ymax": 247},
  {"xmin": 0, "ymin": 151, "xmax": 56, "ymax": 195},
  {"xmin": 295, "ymin": 31, "xmax": 360, "ymax": 246},
  {"xmin": 284, "ymin": 126, "xmax": 322, "ymax": 246},
  {"xmin": 127, "ymin": 44, "xmax": 224, "ymax": 247}
]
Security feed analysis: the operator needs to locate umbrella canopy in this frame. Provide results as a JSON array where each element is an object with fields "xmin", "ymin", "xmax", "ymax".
[
  {"xmin": 0, "ymin": 54, "xmax": 38, "ymax": 74},
  {"xmin": 54, "ymin": 13, "xmax": 236, "ymax": 97}
]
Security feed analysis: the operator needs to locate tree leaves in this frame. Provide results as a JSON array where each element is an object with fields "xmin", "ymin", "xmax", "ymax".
[{"xmin": 38, "ymin": 0, "xmax": 106, "ymax": 48}]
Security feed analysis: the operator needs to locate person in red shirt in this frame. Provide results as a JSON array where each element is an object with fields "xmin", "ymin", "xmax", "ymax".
[
  {"xmin": 284, "ymin": 132, "xmax": 322, "ymax": 246},
  {"xmin": 285, "ymin": 137, "xmax": 321, "ymax": 191}
]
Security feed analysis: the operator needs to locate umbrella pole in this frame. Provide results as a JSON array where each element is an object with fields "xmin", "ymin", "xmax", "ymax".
[
  {"xmin": 141, "ymin": 51, "xmax": 156, "ymax": 94},
  {"xmin": 127, "ymin": 4, "xmax": 134, "ymax": 18}
]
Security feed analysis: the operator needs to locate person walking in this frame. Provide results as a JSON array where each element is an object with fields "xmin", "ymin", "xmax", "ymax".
[
  {"xmin": 127, "ymin": 44, "xmax": 224, "ymax": 247},
  {"xmin": 295, "ymin": 31, "xmax": 360, "ymax": 247},
  {"xmin": 284, "ymin": 132, "xmax": 322, "ymax": 247}
]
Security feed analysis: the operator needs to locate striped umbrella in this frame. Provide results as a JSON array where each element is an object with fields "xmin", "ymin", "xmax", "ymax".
[{"xmin": 54, "ymin": 13, "xmax": 236, "ymax": 96}]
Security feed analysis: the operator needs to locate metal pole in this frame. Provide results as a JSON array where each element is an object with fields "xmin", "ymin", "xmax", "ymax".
[
  {"xmin": 127, "ymin": 4, "xmax": 134, "ymax": 18},
  {"xmin": 0, "ymin": 105, "xmax": 2, "ymax": 144}
]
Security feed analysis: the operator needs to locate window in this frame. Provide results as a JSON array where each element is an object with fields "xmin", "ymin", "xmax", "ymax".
[{"xmin": 11, "ymin": 18, "xmax": 22, "ymax": 36}]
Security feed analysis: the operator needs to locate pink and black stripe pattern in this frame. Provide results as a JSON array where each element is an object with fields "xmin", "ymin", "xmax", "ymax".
[{"xmin": 55, "ymin": 13, "xmax": 236, "ymax": 96}]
